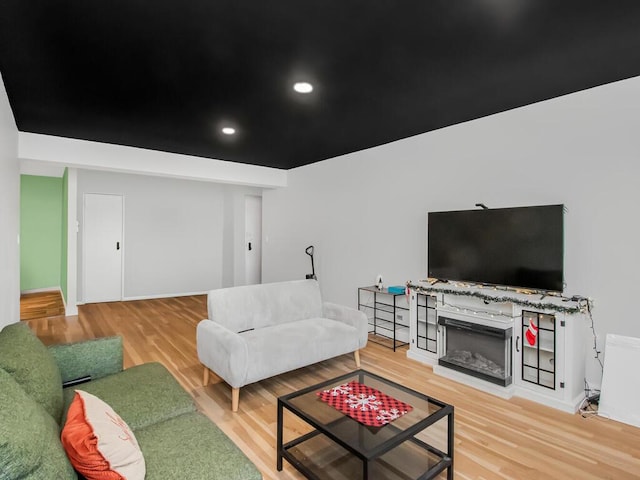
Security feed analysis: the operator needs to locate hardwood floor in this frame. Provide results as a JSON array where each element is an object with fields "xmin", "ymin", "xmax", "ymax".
[
  {"xmin": 20, "ymin": 290, "xmax": 65, "ymax": 320},
  {"xmin": 25, "ymin": 296, "xmax": 640, "ymax": 479}
]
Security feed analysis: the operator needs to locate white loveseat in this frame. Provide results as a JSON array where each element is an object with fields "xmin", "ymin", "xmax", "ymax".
[{"xmin": 197, "ymin": 279, "xmax": 368, "ymax": 411}]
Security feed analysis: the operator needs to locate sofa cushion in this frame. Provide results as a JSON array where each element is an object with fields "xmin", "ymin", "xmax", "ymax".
[
  {"xmin": 0, "ymin": 322, "xmax": 64, "ymax": 423},
  {"xmin": 0, "ymin": 368, "xmax": 77, "ymax": 480},
  {"xmin": 62, "ymin": 390, "xmax": 145, "ymax": 480},
  {"xmin": 134, "ymin": 412, "xmax": 262, "ymax": 480},
  {"xmin": 49, "ymin": 335, "xmax": 124, "ymax": 384},
  {"xmin": 243, "ymin": 317, "xmax": 359, "ymax": 385},
  {"xmin": 208, "ymin": 279, "xmax": 323, "ymax": 332},
  {"xmin": 62, "ymin": 362, "xmax": 196, "ymax": 430}
]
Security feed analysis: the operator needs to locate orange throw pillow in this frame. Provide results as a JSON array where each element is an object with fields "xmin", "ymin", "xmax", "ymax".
[{"xmin": 61, "ymin": 390, "xmax": 145, "ymax": 480}]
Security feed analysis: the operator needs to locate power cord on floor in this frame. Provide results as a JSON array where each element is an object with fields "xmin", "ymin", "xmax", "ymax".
[{"xmin": 579, "ymin": 379, "xmax": 600, "ymax": 418}]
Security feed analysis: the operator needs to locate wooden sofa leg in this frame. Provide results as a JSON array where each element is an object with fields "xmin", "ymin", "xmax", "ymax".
[
  {"xmin": 354, "ymin": 350, "xmax": 361, "ymax": 368},
  {"xmin": 203, "ymin": 366, "xmax": 210, "ymax": 386},
  {"xmin": 232, "ymin": 387, "xmax": 240, "ymax": 412}
]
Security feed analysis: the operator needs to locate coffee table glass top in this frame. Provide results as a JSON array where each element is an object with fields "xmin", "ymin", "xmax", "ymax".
[{"xmin": 279, "ymin": 369, "xmax": 448, "ymax": 458}]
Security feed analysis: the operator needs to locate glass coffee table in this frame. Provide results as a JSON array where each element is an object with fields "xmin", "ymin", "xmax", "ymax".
[{"xmin": 277, "ymin": 369, "xmax": 454, "ymax": 480}]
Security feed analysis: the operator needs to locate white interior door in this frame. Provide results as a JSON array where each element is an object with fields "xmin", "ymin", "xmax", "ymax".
[
  {"xmin": 244, "ymin": 195, "xmax": 262, "ymax": 285},
  {"xmin": 83, "ymin": 193, "xmax": 123, "ymax": 303}
]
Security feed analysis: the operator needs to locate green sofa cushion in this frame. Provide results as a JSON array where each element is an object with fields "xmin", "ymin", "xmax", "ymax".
[
  {"xmin": 135, "ymin": 412, "xmax": 262, "ymax": 480},
  {"xmin": 0, "ymin": 368, "xmax": 77, "ymax": 480},
  {"xmin": 49, "ymin": 336, "xmax": 123, "ymax": 383},
  {"xmin": 62, "ymin": 362, "xmax": 196, "ymax": 430},
  {"xmin": 0, "ymin": 322, "xmax": 64, "ymax": 423}
]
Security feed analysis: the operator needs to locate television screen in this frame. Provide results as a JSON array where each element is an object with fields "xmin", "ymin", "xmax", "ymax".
[{"xmin": 428, "ymin": 204, "xmax": 564, "ymax": 292}]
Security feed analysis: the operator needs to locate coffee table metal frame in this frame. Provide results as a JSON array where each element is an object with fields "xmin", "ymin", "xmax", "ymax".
[{"xmin": 277, "ymin": 369, "xmax": 454, "ymax": 480}]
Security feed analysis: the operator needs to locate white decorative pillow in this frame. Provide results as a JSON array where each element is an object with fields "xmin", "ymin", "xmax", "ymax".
[{"xmin": 61, "ymin": 390, "xmax": 145, "ymax": 480}]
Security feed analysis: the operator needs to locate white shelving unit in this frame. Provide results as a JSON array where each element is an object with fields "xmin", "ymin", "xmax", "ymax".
[{"xmin": 358, "ymin": 286, "xmax": 410, "ymax": 351}]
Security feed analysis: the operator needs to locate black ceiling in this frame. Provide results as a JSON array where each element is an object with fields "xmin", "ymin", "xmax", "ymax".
[{"xmin": 1, "ymin": 1, "xmax": 639, "ymax": 170}]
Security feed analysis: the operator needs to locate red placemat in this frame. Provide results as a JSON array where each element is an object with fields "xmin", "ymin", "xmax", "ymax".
[{"xmin": 317, "ymin": 381, "xmax": 413, "ymax": 427}]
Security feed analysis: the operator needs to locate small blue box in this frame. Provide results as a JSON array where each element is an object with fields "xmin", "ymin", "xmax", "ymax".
[{"xmin": 388, "ymin": 285, "xmax": 406, "ymax": 294}]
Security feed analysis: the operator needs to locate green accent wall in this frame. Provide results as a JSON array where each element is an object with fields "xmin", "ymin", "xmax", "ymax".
[{"xmin": 20, "ymin": 175, "xmax": 64, "ymax": 292}]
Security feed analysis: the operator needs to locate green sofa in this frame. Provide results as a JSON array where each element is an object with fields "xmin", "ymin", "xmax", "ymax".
[{"xmin": 0, "ymin": 322, "xmax": 262, "ymax": 480}]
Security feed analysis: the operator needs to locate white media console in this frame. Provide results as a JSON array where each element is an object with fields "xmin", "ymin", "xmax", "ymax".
[{"xmin": 407, "ymin": 281, "xmax": 590, "ymax": 413}]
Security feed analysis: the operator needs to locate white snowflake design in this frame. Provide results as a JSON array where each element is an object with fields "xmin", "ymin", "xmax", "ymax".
[
  {"xmin": 345, "ymin": 393, "xmax": 383, "ymax": 411},
  {"xmin": 375, "ymin": 408, "xmax": 406, "ymax": 424},
  {"xmin": 324, "ymin": 383, "xmax": 352, "ymax": 397}
]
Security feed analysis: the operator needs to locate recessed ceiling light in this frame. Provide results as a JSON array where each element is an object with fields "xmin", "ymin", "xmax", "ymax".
[
  {"xmin": 293, "ymin": 82, "xmax": 313, "ymax": 94},
  {"xmin": 221, "ymin": 127, "xmax": 236, "ymax": 135}
]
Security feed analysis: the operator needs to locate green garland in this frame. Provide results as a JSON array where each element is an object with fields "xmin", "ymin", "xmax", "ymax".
[{"xmin": 406, "ymin": 281, "xmax": 592, "ymax": 315}]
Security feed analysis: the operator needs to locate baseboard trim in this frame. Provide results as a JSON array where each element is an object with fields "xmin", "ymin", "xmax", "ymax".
[
  {"xmin": 122, "ymin": 291, "xmax": 208, "ymax": 302},
  {"xmin": 20, "ymin": 286, "xmax": 61, "ymax": 295},
  {"xmin": 79, "ymin": 290, "xmax": 209, "ymax": 305}
]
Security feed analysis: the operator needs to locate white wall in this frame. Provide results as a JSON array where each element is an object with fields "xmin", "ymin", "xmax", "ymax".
[
  {"xmin": 263, "ymin": 75, "xmax": 640, "ymax": 386},
  {"xmin": 0, "ymin": 72, "xmax": 20, "ymax": 329},
  {"xmin": 77, "ymin": 170, "xmax": 261, "ymax": 301},
  {"xmin": 20, "ymin": 132, "xmax": 286, "ymax": 188}
]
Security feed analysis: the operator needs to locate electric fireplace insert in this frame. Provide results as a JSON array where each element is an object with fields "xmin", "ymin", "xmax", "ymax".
[{"xmin": 438, "ymin": 315, "xmax": 513, "ymax": 387}]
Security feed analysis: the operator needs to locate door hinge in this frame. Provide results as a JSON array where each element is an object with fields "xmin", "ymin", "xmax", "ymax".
[
  {"xmin": 560, "ymin": 381, "xmax": 565, "ymax": 389},
  {"xmin": 560, "ymin": 320, "xmax": 565, "ymax": 327}
]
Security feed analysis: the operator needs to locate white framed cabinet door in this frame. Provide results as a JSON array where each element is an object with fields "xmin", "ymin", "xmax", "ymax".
[
  {"xmin": 407, "ymin": 290, "xmax": 439, "ymax": 365},
  {"xmin": 514, "ymin": 309, "xmax": 587, "ymax": 412}
]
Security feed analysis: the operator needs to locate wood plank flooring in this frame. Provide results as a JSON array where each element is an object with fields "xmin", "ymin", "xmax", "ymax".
[
  {"xmin": 20, "ymin": 290, "xmax": 65, "ymax": 320},
  {"xmin": 25, "ymin": 296, "xmax": 640, "ymax": 479}
]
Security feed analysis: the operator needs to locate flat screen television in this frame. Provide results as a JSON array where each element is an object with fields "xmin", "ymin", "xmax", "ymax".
[{"xmin": 428, "ymin": 204, "xmax": 564, "ymax": 292}]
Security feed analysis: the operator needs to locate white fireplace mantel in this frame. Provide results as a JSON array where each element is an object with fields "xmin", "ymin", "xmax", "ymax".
[{"xmin": 407, "ymin": 281, "xmax": 590, "ymax": 413}]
